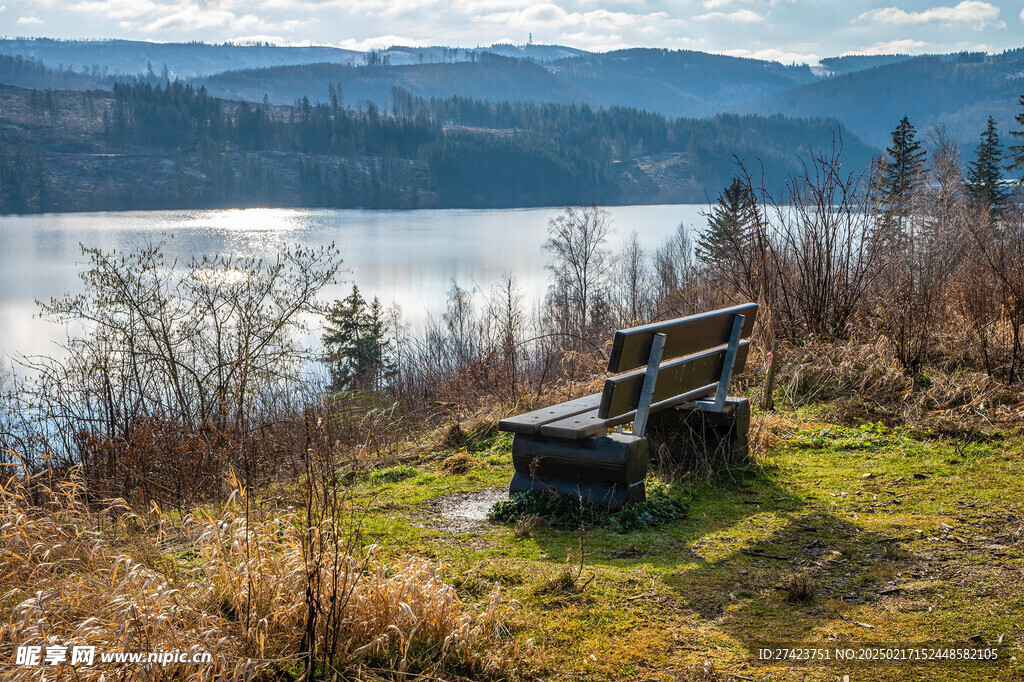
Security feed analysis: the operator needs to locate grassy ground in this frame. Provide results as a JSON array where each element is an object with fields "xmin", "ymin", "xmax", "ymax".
[{"xmin": 348, "ymin": 411, "xmax": 1024, "ymax": 681}]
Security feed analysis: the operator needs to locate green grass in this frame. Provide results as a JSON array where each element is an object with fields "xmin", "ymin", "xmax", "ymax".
[{"xmin": 348, "ymin": 415, "xmax": 1024, "ymax": 680}]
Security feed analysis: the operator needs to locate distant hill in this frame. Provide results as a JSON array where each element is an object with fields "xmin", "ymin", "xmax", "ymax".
[
  {"xmin": 0, "ymin": 80, "xmax": 875, "ymax": 214},
  {"xmin": 748, "ymin": 55, "xmax": 1024, "ymax": 146},
  {"xmin": 381, "ymin": 43, "xmax": 587, "ymax": 65},
  {"xmin": 815, "ymin": 54, "xmax": 913, "ymax": 77},
  {"xmin": 0, "ymin": 39, "xmax": 583, "ymax": 80},
  {"xmin": 197, "ymin": 47, "xmax": 822, "ymax": 117},
  {"xmin": 2, "ymin": 38, "xmax": 1023, "ymax": 150},
  {"xmin": 0, "ymin": 38, "xmax": 363, "ymax": 79},
  {"xmin": 197, "ymin": 54, "xmax": 596, "ymax": 109},
  {"xmin": 0, "ymin": 54, "xmax": 110, "ymax": 91},
  {"xmin": 548, "ymin": 48, "xmax": 818, "ymax": 117}
]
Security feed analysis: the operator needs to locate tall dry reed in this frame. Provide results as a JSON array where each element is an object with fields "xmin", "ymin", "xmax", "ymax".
[{"xmin": 0, "ymin": 461, "xmax": 508, "ymax": 681}]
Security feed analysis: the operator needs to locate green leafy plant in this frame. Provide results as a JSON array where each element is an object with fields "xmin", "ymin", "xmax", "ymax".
[{"xmin": 489, "ymin": 488, "xmax": 687, "ymax": 533}]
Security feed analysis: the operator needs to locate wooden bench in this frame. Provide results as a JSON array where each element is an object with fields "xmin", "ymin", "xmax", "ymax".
[{"xmin": 498, "ymin": 303, "xmax": 757, "ymax": 509}]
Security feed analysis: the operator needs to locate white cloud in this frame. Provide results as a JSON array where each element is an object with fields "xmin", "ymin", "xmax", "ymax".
[
  {"xmin": 842, "ymin": 39, "xmax": 929, "ymax": 55},
  {"xmin": 332, "ymin": 0, "xmax": 443, "ymax": 17},
  {"xmin": 702, "ymin": 0, "xmax": 791, "ymax": 9},
  {"xmin": 137, "ymin": 4, "xmax": 260, "ymax": 33},
  {"xmin": 475, "ymin": 3, "xmax": 571, "ymax": 28},
  {"xmin": 858, "ymin": 1, "xmax": 1001, "ymax": 29},
  {"xmin": 0, "ymin": 6, "xmax": 7, "ymax": 12},
  {"xmin": 16, "ymin": 16, "xmax": 44, "ymax": 24},
  {"xmin": 721, "ymin": 47, "xmax": 819, "ymax": 64},
  {"xmin": 694, "ymin": 9, "xmax": 764, "ymax": 22},
  {"xmin": 473, "ymin": 3, "xmax": 667, "ymax": 34},
  {"xmin": 558, "ymin": 31, "xmax": 628, "ymax": 51},
  {"xmin": 73, "ymin": 0, "xmax": 159, "ymax": 20},
  {"xmin": 1020, "ymin": 7, "xmax": 1024, "ymax": 22},
  {"xmin": 229, "ymin": 34, "xmax": 287, "ymax": 44},
  {"xmin": 452, "ymin": 0, "xmax": 537, "ymax": 12},
  {"xmin": 332, "ymin": 35, "xmax": 431, "ymax": 50},
  {"xmin": 663, "ymin": 35, "xmax": 708, "ymax": 49}
]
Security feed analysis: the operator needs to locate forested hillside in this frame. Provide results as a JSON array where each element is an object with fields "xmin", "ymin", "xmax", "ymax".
[
  {"xmin": 192, "ymin": 48, "xmax": 1024, "ymax": 147},
  {"xmin": 4, "ymin": 39, "xmax": 1024, "ymax": 149},
  {"xmin": 750, "ymin": 55, "xmax": 1024, "ymax": 146},
  {"xmin": 198, "ymin": 54, "xmax": 596, "ymax": 112},
  {"xmin": 547, "ymin": 48, "xmax": 818, "ymax": 117},
  {"xmin": 0, "ymin": 79, "xmax": 875, "ymax": 213},
  {"xmin": 0, "ymin": 38, "xmax": 363, "ymax": 79}
]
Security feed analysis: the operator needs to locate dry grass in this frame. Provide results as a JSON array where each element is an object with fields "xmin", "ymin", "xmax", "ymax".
[
  {"xmin": 748, "ymin": 412, "xmax": 801, "ymax": 463},
  {"xmin": 779, "ymin": 572, "xmax": 816, "ymax": 603},
  {"xmin": 513, "ymin": 516, "xmax": 539, "ymax": 539},
  {"xmin": 780, "ymin": 338, "xmax": 914, "ymax": 406},
  {"xmin": 775, "ymin": 338, "xmax": 1024, "ymax": 428},
  {"xmin": 439, "ymin": 452, "xmax": 487, "ymax": 476},
  {"xmin": 0, "ymin": 462, "xmax": 509, "ymax": 680}
]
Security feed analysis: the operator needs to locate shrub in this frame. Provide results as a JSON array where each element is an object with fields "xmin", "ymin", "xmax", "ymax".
[{"xmin": 488, "ymin": 488, "xmax": 687, "ymax": 533}]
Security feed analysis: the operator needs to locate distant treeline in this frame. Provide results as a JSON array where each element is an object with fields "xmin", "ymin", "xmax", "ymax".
[
  {"xmin": 0, "ymin": 78, "xmax": 875, "ymax": 213},
  {"xmin": 0, "ymin": 54, "xmax": 110, "ymax": 90}
]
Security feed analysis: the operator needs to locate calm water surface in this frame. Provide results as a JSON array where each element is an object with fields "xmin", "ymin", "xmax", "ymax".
[{"xmin": 0, "ymin": 205, "xmax": 706, "ymax": 362}]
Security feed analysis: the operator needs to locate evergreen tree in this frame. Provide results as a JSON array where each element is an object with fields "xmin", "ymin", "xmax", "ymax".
[
  {"xmin": 696, "ymin": 176, "xmax": 751, "ymax": 270},
  {"xmin": 876, "ymin": 116, "xmax": 926, "ymax": 223},
  {"xmin": 966, "ymin": 116, "xmax": 1006, "ymax": 213},
  {"xmin": 322, "ymin": 286, "xmax": 393, "ymax": 392},
  {"xmin": 1008, "ymin": 94, "xmax": 1024, "ymax": 185}
]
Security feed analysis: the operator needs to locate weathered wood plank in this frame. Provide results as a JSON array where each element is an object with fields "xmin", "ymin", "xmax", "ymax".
[
  {"xmin": 606, "ymin": 303, "xmax": 758, "ymax": 373},
  {"xmin": 497, "ymin": 392, "xmax": 603, "ymax": 435},
  {"xmin": 539, "ymin": 382, "xmax": 718, "ymax": 439},
  {"xmin": 599, "ymin": 341, "xmax": 750, "ymax": 419},
  {"xmin": 511, "ymin": 432, "xmax": 648, "ymax": 485}
]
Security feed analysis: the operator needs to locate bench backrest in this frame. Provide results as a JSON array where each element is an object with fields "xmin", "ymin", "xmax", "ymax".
[{"xmin": 597, "ymin": 302, "xmax": 758, "ymax": 420}]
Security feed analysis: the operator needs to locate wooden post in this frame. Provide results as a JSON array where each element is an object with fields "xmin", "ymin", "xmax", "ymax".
[
  {"xmin": 632, "ymin": 332, "xmax": 666, "ymax": 438},
  {"xmin": 761, "ymin": 338, "xmax": 779, "ymax": 411},
  {"xmin": 711, "ymin": 314, "xmax": 745, "ymax": 411}
]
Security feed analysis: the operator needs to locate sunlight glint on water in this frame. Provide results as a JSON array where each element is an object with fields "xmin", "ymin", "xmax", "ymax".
[{"xmin": 0, "ymin": 205, "xmax": 707, "ymax": 362}]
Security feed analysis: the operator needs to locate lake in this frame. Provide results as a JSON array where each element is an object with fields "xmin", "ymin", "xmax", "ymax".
[{"xmin": 0, "ymin": 205, "xmax": 708, "ymax": 364}]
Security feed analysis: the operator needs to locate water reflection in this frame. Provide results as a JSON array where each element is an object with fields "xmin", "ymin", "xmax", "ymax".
[{"xmin": 0, "ymin": 205, "xmax": 706, "ymax": 361}]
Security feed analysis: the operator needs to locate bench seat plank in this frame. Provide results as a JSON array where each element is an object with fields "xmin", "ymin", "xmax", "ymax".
[
  {"xmin": 497, "ymin": 392, "xmax": 603, "ymax": 435},
  {"xmin": 539, "ymin": 383, "xmax": 718, "ymax": 439},
  {"xmin": 606, "ymin": 302, "xmax": 757, "ymax": 373},
  {"xmin": 599, "ymin": 341, "xmax": 750, "ymax": 419}
]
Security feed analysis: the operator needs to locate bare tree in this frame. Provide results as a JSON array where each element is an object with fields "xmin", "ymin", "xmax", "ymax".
[
  {"xmin": 484, "ymin": 273, "xmax": 527, "ymax": 401},
  {"xmin": 653, "ymin": 223, "xmax": 704, "ymax": 317},
  {"xmin": 616, "ymin": 230, "xmax": 650, "ymax": 325},
  {"xmin": 962, "ymin": 198, "xmax": 1024, "ymax": 382},
  {"xmin": 542, "ymin": 205, "xmax": 613, "ymax": 349},
  {"xmin": 769, "ymin": 135, "xmax": 880, "ymax": 339},
  {"xmin": 873, "ymin": 131, "xmax": 963, "ymax": 369}
]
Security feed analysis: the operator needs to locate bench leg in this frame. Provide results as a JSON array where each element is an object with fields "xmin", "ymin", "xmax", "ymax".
[
  {"xmin": 508, "ymin": 432, "xmax": 648, "ymax": 510},
  {"xmin": 645, "ymin": 397, "xmax": 750, "ymax": 478}
]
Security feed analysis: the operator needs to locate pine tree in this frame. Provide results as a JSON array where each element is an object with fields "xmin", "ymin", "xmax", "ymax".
[
  {"xmin": 966, "ymin": 116, "xmax": 1006, "ymax": 213},
  {"xmin": 1007, "ymin": 94, "xmax": 1024, "ymax": 185},
  {"xmin": 696, "ymin": 176, "xmax": 751, "ymax": 271},
  {"xmin": 322, "ymin": 286, "xmax": 393, "ymax": 392},
  {"xmin": 876, "ymin": 116, "xmax": 926, "ymax": 223}
]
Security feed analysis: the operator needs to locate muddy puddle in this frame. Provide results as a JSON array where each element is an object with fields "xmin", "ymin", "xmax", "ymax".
[{"xmin": 421, "ymin": 487, "xmax": 507, "ymax": 535}]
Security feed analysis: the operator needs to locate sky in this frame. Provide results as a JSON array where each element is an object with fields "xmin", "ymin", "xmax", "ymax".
[{"xmin": 2, "ymin": 0, "xmax": 1022, "ymax": 64}]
